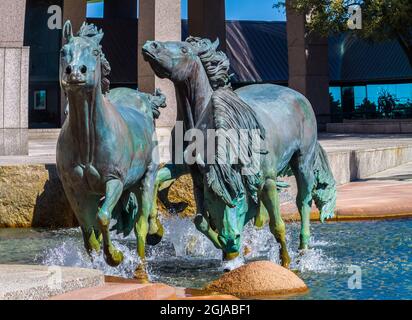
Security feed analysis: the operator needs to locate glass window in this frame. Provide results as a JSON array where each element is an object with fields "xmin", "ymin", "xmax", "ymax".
[
  {"xmin": 329, "ymin": 87, "xmax": 341, "ymax": 104},
  {"xmin": 367, "ymin": 83, "xmax": 411, "ymax": 104},
  {"xmin": 86, "ymin": 0, "xmax": 104, "ymax": 18},
  {"xmin": 341, "ymin": 86, "xmax": 355, "ymax": 116},
  {"xmin": 354, "ymin": 86, "xmax": 366, "ymax": 109},
  {"xmin": 34, "ymin": 90, "xmax": 47, "ymax": 111},
  {"xmin": 225, "ymin": 0, "xmax": 286, "ymax": 21}
]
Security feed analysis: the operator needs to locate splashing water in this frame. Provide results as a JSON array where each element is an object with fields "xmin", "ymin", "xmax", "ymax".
[
  {"xmin": 3, "ymin": 218, "xmax": 410, "ymax": 299},
  {"xmin": 39, "ymin": 229, "xmax": 141, "ymax": 278},
  {"xmin": 34, "ymin": 217, "xmax": 337, "ymax": 280}
]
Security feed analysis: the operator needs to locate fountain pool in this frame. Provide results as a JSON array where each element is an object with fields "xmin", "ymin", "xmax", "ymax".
[{"xmin": 0, "ymin": 218, "xmax": 410, "ymax": 300}]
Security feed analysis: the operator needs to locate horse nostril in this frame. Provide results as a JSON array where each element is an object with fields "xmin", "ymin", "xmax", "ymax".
[
  {"xmin": 151, "ymin": 42, "xmax": 158, "ymax": 49},
  {"xmin": 65, "ymin": 65, "xmax": 72, "ymax": 74},
  {"xmin": 80, "ymin": 65, "xmax": 87, "ymax": 74}
]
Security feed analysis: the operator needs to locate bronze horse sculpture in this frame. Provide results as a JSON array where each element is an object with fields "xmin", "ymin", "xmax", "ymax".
[
  {"xmin": 142, "ymin": 37, "xmax": 337, "ymax": 268},
  {"xmin": 57, "ymin": 21, "xmax": 165, "ymax": 277}
]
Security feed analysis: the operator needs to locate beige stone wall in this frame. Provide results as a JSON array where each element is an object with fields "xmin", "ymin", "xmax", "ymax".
[
  {"xmin": 0, "ymin": 165, "xmax": 77, "ymax": 228},
  {"xmin": 0, "ymin": 0, "xmax": 27, "ymax": 47},
  {"xmin": 0, "ymin": 0, "xmax": 29, "ymax": 155},
  {"xmin": 138, "ymin": 0, "xmax": 181, "ymax": 129},
  {"xmin": 188, "ymin": 0, "xmax": 227, "ymax": 51},
  {"xmin": 286, "ymin": 4, "xmax": 330, "ymax": 128}
]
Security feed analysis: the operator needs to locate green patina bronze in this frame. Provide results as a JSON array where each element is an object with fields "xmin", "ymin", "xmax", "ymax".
[
  {"xmin": 143, "ymin": 37, "xmax": 337, "ymax": 268},
  {"xmin": 57, "ymin": 21, "xmax": 165, "ymax": 278}
]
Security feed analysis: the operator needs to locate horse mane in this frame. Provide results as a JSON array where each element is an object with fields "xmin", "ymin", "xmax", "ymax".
[
  {"xmin": 206, "ymin": 88, "xmax": 266, "ymax": 206},
  {"xmin": 78, "ymin": 23, "xmax": 111, "ymax": 94},
  {"xmin": 186, "ymin": 37, "xmax": 231, "ymax": 90}
]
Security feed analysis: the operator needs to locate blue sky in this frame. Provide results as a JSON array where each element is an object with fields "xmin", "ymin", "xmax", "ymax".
[{"xmin": 86, "ymin": 0, "xmax": 286, "ymax": 21}]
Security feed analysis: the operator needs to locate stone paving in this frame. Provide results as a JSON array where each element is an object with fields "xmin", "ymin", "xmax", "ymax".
[
  {"xmin": 281, "ymin": 161, "xmax": 412, "ymax": 221},
  {"xmin": 318, "ymin": 132, "xmax": 412, "ymax": 152},
  {"xmin": 0, "ymin": 265, "xmax": 104, "ymax": 300},
  {"xmin": 50, "ymin": 276, "xmax": 237, "ymax": 300},
  {"xmin": 1, "ymin": 130, "xmax": 412, "ymax": 165}
]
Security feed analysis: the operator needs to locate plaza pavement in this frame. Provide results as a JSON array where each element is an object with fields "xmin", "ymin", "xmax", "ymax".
[
  {"xmin": 1, "ymin": 130, "xmax": 412, "ymax": 166},
  {"xmin": 281, "ymin": 161, "xmax": 412, "ymax": 221},
  {"xmin": 0, "ymin": 265, "xmax": 103, "ymax": 300}
]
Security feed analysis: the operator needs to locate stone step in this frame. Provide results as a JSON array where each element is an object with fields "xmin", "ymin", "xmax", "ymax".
[
  {"xmin": 0, "ymin": 265, "xmax": 104, "ymax": 300},
  {"xmin": 327, "ymin": 121, "xmax": 412, "ymax": 134},
  {"xmin": 49, "ymin": 276, "xmax": 237, "ymax": 300},
  {"xmin": 281, "ymin": 176, "xmax": 412, "ymax": 221},
  {"xmin": 50, "ymin": 282, "xmax": 178, "ymax": 300}
]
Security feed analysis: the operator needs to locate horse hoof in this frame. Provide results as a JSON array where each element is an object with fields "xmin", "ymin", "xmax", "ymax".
[
  {"xmin": 167, "ymin": 202, "xmax": 188, "ymax": 214},
  {"xmin": 105, "ymin": 248, "xmax": 124, "ymax": 267},
  {"xmin": 281, "ymin": 255, "xmax": 291, "ymax": 269},
  {"xmin": 146, "ymin": 233, "xmax": 163, "ymax": 246},
  {"xmin": 147, "ymin": 219, "xmax": 164, "ymax": 246},
  {"xmin": 134, "ymin": 265, "xmax": 150, "ymax": 284}
]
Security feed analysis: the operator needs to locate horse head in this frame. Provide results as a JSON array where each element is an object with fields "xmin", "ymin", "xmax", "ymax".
[
  {"xmin": 60, "ymin": 21, "xmax": 110, "ymax": 95},
  {"xmin": 142, "ymin": 37, "xmax": 230, "ymax": 89},
  {"xmin": 187, "ymin": 88, "xmax": 266, "ymax": 261}
]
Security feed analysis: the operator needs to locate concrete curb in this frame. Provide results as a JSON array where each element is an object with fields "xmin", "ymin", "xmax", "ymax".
[
  {"xmin": 281, "ymin": 180, "xmax": 412, "ymax": 222},
  {"xmin": 0, "ymin": 265, "xmax": 104, "ymax": 300}
]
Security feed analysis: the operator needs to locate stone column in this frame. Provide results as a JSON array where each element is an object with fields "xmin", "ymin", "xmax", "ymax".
[
  {"xmin": 188, "ymin": 0, "xmax": 226, "ymax": 51},
  {"xmin": 60, "ymin": 0, "xmax": 87, "ymax": 125},
  {"xmin": 138, "ymin": 0, "xmax": 181, "ymax": 129},
  {"xmin": 63, "ymin": 0, "xmax": 87, "ymax": 34},
  {"xmin": 104, "ymin": 0, "xmax": 137, "ymax": 19},
  {"xmin": 0, "ymin": 0, "xmax": 29, "ymax": 155},
  {"xmin": 286, "ymin": 6, "xmax": 330, "ymax": 130}
]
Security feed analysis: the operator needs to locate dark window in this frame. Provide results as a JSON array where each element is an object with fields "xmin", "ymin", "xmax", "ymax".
[
  {"xmin": 24, "ymin": 0, "xmax": 63, "ymax": 128},
  {"xmin": 34, "ymin": 90, "xmax": 47, "ymax": 111}
]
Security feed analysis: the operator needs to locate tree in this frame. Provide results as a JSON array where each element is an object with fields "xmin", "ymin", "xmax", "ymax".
[
  {"xmin": 357, "ymin": 97, "xmax": 378, "ymax": 118},
  {"xmin": 378, "ymin": 89, "xmax": 397, "ymax": 118},
  {"xmin": 275, "ymin": 0, "xmax": 412, "ymax": 67}
]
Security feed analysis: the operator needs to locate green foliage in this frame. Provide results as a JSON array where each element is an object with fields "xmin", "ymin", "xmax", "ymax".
[
  {"xmin": 378, "ymin": 89, "xmax": 397, "ymax": 118},
  {"xmin": 275, "ymin": 0, "xmax": 412, "ymax": 65},
  {"xmin": 329, "ymin": 92, "xmax": 341, "ymax": 113},
  {"xmin": 357, "ymin": 97, "xmax": 377, "ymax": 114}
]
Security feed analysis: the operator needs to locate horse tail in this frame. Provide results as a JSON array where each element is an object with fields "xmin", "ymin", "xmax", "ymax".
[
  {"xmin": 312, "ymin": 142, "xmax": 337, "ymax": 222},
  {"xmin": 148, "ymin": 89, "xmax": 167, "ymax": 119}
]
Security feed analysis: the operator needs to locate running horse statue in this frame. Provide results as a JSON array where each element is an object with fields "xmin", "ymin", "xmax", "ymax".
[
  {"xmin": 57, "ymin": 21, "xmax": 165, "ymax": 278},
  {"xmin": 142, "ymin": 37, "xmax": 337, "ymax": 268}
]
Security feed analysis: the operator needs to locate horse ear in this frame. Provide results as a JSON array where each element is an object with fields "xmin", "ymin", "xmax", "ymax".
[
  {"xmin": 212, "ymin": 38, "xmax": 220, "ymax": 51},
  {"xmin": 63, "ymin": 20, "xmax": 73, "ymax": 42},
  {"xmin": 91, "ymin": 31, "xmax": 104, "ymax": 45}
]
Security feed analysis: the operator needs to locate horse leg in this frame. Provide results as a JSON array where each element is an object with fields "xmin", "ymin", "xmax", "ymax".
[
  {"xmin": 146, "ymin": 164, "xmax": 189, "ymax": 246},
  {"xmin": 255, "ymin": 201, "xmax": 269, "ymax": 229},
  {"xmin": 261, "ymin": 178, "xmax": 291, "ymax": 268},
  {"xmin": 134, "ymin": 162, "xmax": 158, "ymax": 282},
  {"xmin": 290, "ymin": 155, "xmax": 316, "ymax": 250},
  {"xmin": 63, "ymin": 187, "xmax": 102, "ymax": 255},
  {"xmin": 146, "ymin": 179, "xmax": 163, "ymax": 246},
  {"xmin": 191, "ymin": 164, "xmax": 223, "ymax": 247},
  {"xmin": 81, "ymin": 226, "xmax": 102, "ymax": 254},
  {"xmin": 97, "ymin": 179, "xmax": 124, "ymax": 267},
  {"xmin": 194, "ymin": 214, "xmax": 222, "ymax": 249}
]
